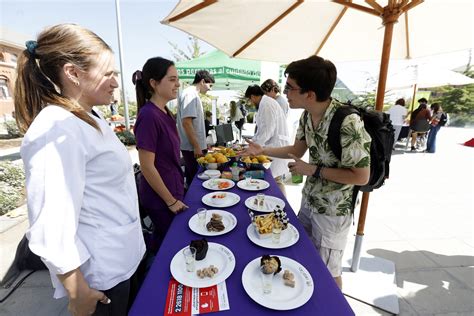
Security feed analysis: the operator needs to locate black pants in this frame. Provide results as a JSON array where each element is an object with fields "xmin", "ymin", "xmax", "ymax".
[
  {"xmin": 182, "ymin": 149, "xmax": 207, "ymax": 187},
  {"xmin": 93, "ymin": 278, "xmax": 131, "ymax": 316}
]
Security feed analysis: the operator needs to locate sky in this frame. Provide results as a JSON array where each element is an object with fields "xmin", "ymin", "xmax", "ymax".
[
  {"xmin": 1, "ymin": 0, "xmax": 472, "ymax": 103},
  {"xmin": 0, "ymin": 0, "xmax": 214, "ymax": 101}
]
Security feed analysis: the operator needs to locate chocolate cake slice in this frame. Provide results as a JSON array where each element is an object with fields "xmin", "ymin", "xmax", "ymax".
[
  {"xmin": 190, "ymin": 239, "xmax": 208, "ymax": 261},
  {"xmin": 260, "ymin": 255, "xmax": 282, "ymax": 275}
]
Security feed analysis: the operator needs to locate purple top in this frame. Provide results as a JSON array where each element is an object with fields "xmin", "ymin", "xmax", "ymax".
[
  {"xmin": 134, "ymin": 102, "xmax": 184, "ymax": 210},
  {"xmin": 129, "ymin": 170, "xmax": 354, "ymax": 315}
]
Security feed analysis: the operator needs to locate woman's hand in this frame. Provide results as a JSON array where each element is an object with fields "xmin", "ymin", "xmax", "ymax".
[
  {"xmin": 287, "ymin": 154, "xmax": 316, "ymax": 176},
  {"xmin": 58, "ymin": 268, "xmax": 110, "ymax": 316},
  {"xmin": 168, "ymin": 199, "xmax": 188, "ymax": 214},
  {"xmin": 239, "ymin": 139, "xmax": 263, "ymax": 156},
  {"xmin": 68, "ymin": 285, "xmax": 110, "ymax": 316}
]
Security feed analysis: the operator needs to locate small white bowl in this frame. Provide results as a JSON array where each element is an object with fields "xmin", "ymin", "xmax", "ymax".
[
  {"xmin": 204, "ymin": 170, "xmax": 221, "ymax": 179},
  {"xmin": 211, "ymin": 193, "xmax": 227, "ymax": 205}
]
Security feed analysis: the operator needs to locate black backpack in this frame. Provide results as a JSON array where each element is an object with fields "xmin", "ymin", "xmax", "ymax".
[
  {"xmin": 304, "ymin": 104, "xmax": 395, "ymax": 211},
  {"xmin": 438, "ymin": 112, "xmax": 448, "ymax": 126},
  {"xmin": 328, "ymin": 105, "xmax": 395, "ymax": 192}
]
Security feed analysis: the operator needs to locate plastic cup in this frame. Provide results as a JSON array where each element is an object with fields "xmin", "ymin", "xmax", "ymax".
[
  {"xmin": 272, "ymin": 222, "xmax": 282, "ymax": 244},
  {"xmin": 245, "ymin": 175, "xmax": 252, "ymax": 186},
  {"xmin": 183, "ymin": 246, "xmax": 196, "ymax": 272},
  {"xmin": 196, "ymin": 208, "xmax": 207, "ymax": 229},
  {"xmin": 260, "ymin": 265, "xmax": 274, "ymax": 294},
  {"xmin": 256, "ymin": 193, "xmax": 265, "ymax": 210}
]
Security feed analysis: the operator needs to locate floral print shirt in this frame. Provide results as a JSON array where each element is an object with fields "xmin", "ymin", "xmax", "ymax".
[{"xmin": 296, "ymin": 99, "xmax": 371, "ymax": 216}]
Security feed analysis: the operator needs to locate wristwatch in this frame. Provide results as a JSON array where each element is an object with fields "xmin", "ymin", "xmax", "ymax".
[{"xmin": 312, "ymin": 165, "xmax": 322, "ymax": 179}]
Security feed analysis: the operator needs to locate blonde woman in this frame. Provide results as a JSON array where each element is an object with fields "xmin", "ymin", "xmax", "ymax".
[{"xmin": 15, "ymin": 24, "xmax": 145, "ymax": 316}]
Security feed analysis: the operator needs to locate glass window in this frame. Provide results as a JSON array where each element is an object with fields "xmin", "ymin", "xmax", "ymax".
[{"xmin": 0, "ymin": 78, "xmax": 11, "ymax": 99}]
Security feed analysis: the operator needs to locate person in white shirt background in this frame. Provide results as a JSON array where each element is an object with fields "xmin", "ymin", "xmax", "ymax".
[
  {"xmin": 388, "ymin": 98, "xmax": 408, "ymax": 148},
  {"xmin": 244, "ymin": 85, "xmax": 290, "ymax": 195},
  {"xmin": 260, "ymin": 78, "xmax": 289, "ymax": 117},
  {"xmin": 14, "ymin": 24, "xmax": 145, "ymax": 316}
]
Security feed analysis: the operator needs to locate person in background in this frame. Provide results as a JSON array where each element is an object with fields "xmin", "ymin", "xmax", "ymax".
[
  {"xmin": 177, "ymin": 70, "xmax": 215, "ymax": 186},
  {"xmin": 425, "ymin": 103, "xmax": 443, "ymax": 153},
  {"xmin": 110, "ymin": 99, "xmax": 118, "ymax": 115},
  {"xmin": 242, "ymin": 56, "xmax": 371, "ymax": 290},
  {"xmin": 244, "ymin": 84, "xmax": 290, "ymax": 195},
  {"xmin": 204, "ymin": 110, "xmax": 213, "ymax": 136},
  {"xmin": 388, "ymin": 98, "xmax": 408, "ymax": 148},
  {"xmin": 261, "ymin": 78, "xmax": 289, "ymax": 117},
  {"xmin": 15, "ymin": 24, "xmax": 145, "ymax": 316},
  {"xmin": 132, "ymin": 57, "xmax": 188, "ymax": 254},
  {"xmin": 409, "ymin": 99, "xmax": 432, "ymax": 151},
  {"xmin": 230, "ymin": 100, "xmax": 245, "ymax": 139}
]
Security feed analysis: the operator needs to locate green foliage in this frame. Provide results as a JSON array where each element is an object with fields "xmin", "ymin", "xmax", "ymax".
[
  {"xmin": 115, "ymin": 130, "xmax": 136, "ymax": 146},
  {"xmin": 351, "ymin": 92, "xmax": 376, "ymax": 109},
  {"xmin": 96, "ymin": 101, "xmax": 138, "ymax": 119},
  {"xmin": 119, "ymin": 101, "xmax": 138, "ymax": 119},
  {"xmin": 447, "ymin": 113, "xmax": 474, "ymax": 128},
  {"xmin": 3, "ymin": 120, "xmax": 22, "ymax": 138},
  {"xmin": 0, "ymin": 161, "xmax": 25, "ymax": 215},
  {"xmin": 246, "ymin": 112, "xmax": 255, "ymax": 123},
  {"xmin": 431, "ymin": 84, "xmax": 474, "ymax": 114},
  {"xmin": 169, "ymin": 36, "xmax": 206, "ymax": 62}
]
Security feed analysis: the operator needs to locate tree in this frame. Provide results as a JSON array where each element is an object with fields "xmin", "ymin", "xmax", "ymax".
[{"xmin": 169, "ymin": 36, "xmax": 206, "ymax": 61}]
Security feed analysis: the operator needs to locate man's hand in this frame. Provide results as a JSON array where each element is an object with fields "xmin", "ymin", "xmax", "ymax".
[
  {"xmin": 193, "ymin": 147, "xmax": 203, "ymax": 158},
  {"xmin": 239, "ymin": 139, "xmax": 263, "ymax": 156},
  {"xmin": 287, "ymin": 153, "xmax": 317, "ymax": 176}
]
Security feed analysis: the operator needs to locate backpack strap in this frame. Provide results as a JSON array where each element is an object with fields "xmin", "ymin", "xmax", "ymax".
[
  {"xmin": 328, "ymin": 105, "xmax": 362, "ymax": 215},
  {"xmin": 328, "ymin": 105, "xmax": 360, "ymax": 160}
]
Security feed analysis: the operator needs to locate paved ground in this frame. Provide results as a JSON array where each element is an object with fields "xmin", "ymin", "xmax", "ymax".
[{"xmin": 0, "ymin": 127, "xmax": 473, "ymax": 315}]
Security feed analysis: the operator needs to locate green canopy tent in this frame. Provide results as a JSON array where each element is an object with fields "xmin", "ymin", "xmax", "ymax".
[{"xmin": 175, "ymin": 50, "xmax": 261, "ymax": 91}]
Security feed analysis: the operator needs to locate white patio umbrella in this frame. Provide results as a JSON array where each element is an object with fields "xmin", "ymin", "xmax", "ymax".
[{"xmin": 162, "ymin": 0, "xmax": 473, "ymax": 273}]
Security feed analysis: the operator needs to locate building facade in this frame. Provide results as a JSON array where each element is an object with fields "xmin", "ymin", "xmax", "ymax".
[{"xmin": 0, "ymin": 28, "xmax": 24, "ymax": 118}]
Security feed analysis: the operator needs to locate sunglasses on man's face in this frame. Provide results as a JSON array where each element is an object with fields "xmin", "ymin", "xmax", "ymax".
[{"xmin": 283, "ymin": 83, "xmax": 302, "ymax": 93}]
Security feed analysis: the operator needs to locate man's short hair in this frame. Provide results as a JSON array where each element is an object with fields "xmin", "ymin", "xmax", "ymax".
[
  {"xmin": 261, "ymin": 79, "xmax": 280, "ymax": 94},
  {"xmin": 418, "ymin": 97, "xmax": 428, "ymax": 103},
  {"xmin": 395, "ymin": 98, "xmax": 405, "ymax": 106},
  {"xmin": 284, "ymin": 55, "xmax": 337, "ymax": 102},
  {"xmin": 245, "ymin": 85, "xmax": 264, "ymax": 98},
  {"xmin": 192, "ymin": 70, "xmax": 215, "ymax": 84}
]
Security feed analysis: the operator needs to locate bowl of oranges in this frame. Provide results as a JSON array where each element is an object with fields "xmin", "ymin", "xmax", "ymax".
[
  {"xmin": 210, "ymin": 146, "xmax": 238, "ymax": 163},
  {"xmin": 240, "ymin": 155, "xmax": 272, "ymax": 170},
  {"xmin": 197, "ymin": 152, "xmax": 230, "ymax": 170}
]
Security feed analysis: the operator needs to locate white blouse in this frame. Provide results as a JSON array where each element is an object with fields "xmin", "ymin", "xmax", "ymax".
[
  {"xmin": 252, "ymin": 95, "xmax": 291, "ymax": 178},
  {"xmin": 21, "ymin": 105, "xmax": 145, "ymax": 298}
]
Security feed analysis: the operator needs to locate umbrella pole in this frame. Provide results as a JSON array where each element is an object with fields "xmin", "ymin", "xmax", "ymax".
[
  {"xmin": 352, "ymin": 17, "xmax": 395, "ymax": 270},
  {"xmin": 410, "ymin": 83, "xmax": 418, "ymax": 113}
]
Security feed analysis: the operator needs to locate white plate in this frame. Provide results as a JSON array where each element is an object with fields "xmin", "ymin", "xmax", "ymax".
[
  {"xmin": 241, "ymin": 256, "xmax": 314, "ymax": 310},
  {"xmin": 189, "ymin": 210, "xmax": 237, "ymax": 236},
  {"xmin": 245, "ymin": 195, "xmax": 285, "ymax": 213},
  {"xmin": 237, "ymin": 179, "xmax": 270, "ymax": 191},
  {"xmin": 197, "ymin": 172, "xmax": 210, "ymax": 180},
  {"xmin": 202, "ymin": 179, "xmax": 235, "ymax": 191},
  {"xmin": 170, "ymin": 242, "xmax": 235, "ymax": 288},
  {"xmin": 246, "ymin": 223, "xmax": 300, "ymax": 249},
  {"xmin": 202, "ymin": 192, "xmax": 240, "ymax": 208}
]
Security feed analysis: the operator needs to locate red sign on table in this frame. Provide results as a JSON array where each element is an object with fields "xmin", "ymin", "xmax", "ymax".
[{"xmin": 164, "ymin": 278, "xmax": 230, "ymax": 315}]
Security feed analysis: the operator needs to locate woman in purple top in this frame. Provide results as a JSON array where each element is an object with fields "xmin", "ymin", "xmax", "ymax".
[{"xmin": 133, "ymin": 57, "xmax": 188, "ymax": 253}]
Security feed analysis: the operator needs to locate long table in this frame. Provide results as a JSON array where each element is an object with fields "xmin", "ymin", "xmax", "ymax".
[{"xmin": 130, "ymin": 170, "xmax": 354, "ymax": 315}]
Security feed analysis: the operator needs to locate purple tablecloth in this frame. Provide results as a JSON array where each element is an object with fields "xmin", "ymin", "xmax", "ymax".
[{"xmin": 130, "ymin": 171, "xmax": 354, "ymax": 315}]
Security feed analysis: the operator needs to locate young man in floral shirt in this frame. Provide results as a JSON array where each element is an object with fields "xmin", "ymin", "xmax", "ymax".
[{"xmin": 243, "ymin": 55, "xmax": 371, "ymax": 289}]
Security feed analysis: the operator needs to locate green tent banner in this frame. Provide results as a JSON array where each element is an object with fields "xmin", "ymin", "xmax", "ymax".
[{"xmin": 176, "ymin": 50, "xmax": 261, "ymax": 91}]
